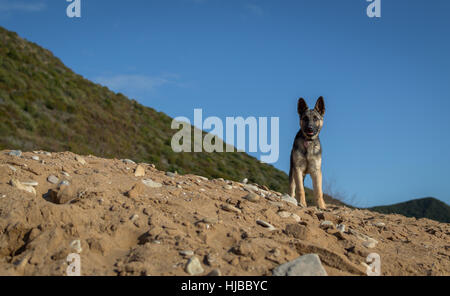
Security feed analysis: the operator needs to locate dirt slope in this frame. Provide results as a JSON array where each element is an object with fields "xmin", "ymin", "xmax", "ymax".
[{"xmin": 0, "ymin": 150, "xmax": 449, "ymax": 276}]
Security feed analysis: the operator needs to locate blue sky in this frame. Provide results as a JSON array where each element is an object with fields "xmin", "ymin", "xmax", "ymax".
[{"xmin": 1, "ymin": 0, "xmax": 449, "ymax": 207}]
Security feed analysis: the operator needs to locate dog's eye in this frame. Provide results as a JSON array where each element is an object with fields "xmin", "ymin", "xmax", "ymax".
[{"xmin": 313, "ymin": 116, "xmax": 318, "ymax": 121}]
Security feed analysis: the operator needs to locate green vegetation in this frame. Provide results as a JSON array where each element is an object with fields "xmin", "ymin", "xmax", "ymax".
[
  {"xmin": 369, "ymin": 197, "xmax": 450, "ymax": 223},
  {"xmin": 0, "ymin": 26, "xmax": 345, "ymax": 206}
]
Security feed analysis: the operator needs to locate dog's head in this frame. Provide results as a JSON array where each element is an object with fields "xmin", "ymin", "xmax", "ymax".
[{"xmin": 297, "ymin": 97, "xmax": 325, "ymax": 140}]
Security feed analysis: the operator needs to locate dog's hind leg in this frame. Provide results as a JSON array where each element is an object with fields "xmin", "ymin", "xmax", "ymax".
[{"xmin": 311, "ymin": 171, "xmax": 326, "ymax": 210}]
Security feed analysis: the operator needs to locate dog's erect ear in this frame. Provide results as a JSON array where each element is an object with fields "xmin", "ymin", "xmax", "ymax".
[
  {"xmin": 314, "ymin": 96, "xmax": 325, "ymax": 116},
  {"xmin": 297, "ymin": 98, "xmax": 308, "ymax": 115}
]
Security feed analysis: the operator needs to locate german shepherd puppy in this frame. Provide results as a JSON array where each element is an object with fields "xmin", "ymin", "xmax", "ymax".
[{"xmin": 289, "ymin": 97, "xmax": 326, "ymax": 209}]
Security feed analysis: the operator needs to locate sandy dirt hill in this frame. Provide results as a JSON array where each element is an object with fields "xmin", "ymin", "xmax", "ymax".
[{"xmin": 0, "ymin": 150, "xmax": 449, "ymax": 276}]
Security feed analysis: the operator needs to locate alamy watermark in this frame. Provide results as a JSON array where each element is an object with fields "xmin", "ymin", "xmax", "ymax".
[
  {"xmin": 171, "ymin": 109, "xmax": 279, "ymax": 164},
  {"xmin": 66, "ymin": 253, "xmax": 81, "ymax": 276},
  {"xmin": 66, "ymin": 0, "xmax": 81, "ymax": 18},
  {"xmin": 365, "ymin": 253, "xmax": 381, "ymax": 276},
  {"xmin": 366, "ymin": 0, "xmax": 381, "ymax": 18}
]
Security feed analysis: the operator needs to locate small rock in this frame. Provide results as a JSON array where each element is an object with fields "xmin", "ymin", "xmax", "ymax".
[
  {"xmin": 291, "ymin": 213, "xmax": 301, "ymax": 222},
  {"xmin": 256, "ymin": 220, "xmax": 276, "ymax": 231},
  {"xmin": 272, "ymin": 254, "xmax": 328, "ymax": 276},
  {"xmin": 47, "ymin": 175, "xmax": 59, "ymax": 184},
  {"xmin": 48, "ymin": 185, "xmax": 78, "ymax": 204},
  {"xmin": 242, "ymin": 178, "xmax": 248, "ymax": 184},
  {"xmin": 7, "ymin": 165, "xmax": 17, "ymax": 172},
  {"xmin": 336, "ymin": 224, "xmax": 346, "ymax": 233},
  {"xmin": 44, "ymin": 152, "xmax": 51, "ymax": 156},
  {"xmin": 221, "ymin": 204, "xmax": 241, "ymax": 214},
  {"xmin": 61, "ymin": 171, "xmax": 70, "ymax": 177},
  {"xmin": 59, "ymin": 180, "xmax": 70, "ymax": 187},
  {"xmin": 363, "ymin": 240, "xmax": 378, "ymax": 249},
  {"xmin": 21, "ymin": 180, "xmax": 38, "ymax": 187},
  {"xmin": 134, "ymin": 165, "xmax": 145, "ymax": 177},
  {"xmin": 277, "ymin": 211, "xmax": 291, "ymax": 218},
  {"xmin": 281, "ymin": 194, "xmax": 298, "ymax": 206},
  {"xmin": 185, "ymin": 256, "xmax": 204, "ymax": 275},
  {"xmin": 9, "ymin": 179, "xmax": 36, "ymax": 195},
  {"xmin": 201, "ymin": 217, "xmax": 219, "ymax": 224},
  {"xmin": 243, "ymin": 184, "xmax": 259, "ymax": 192},
  {"xmin": 70, "ymin": 240, "xmax": 83, "ymax": 254},
  {"xmin": 8, "ymin": 150, "xmax": 22, "ymax": 157},
  {"xmin": 179, "ymin": 250, "xmax": 194, "ymax": 257},
  {"xmin": 75, "ymin": 156, "xmax": 86, "ymax": 165},
  {"xmin": 165, "ymin": 172, "xmax": 176, "ymax": 178},
  {"xmin": 31, "ymin": 156, "xmax": 39, "ymax": 161},
  {"xmin": 122, "ymin": 159, "xmax": 135, "ymax": 164},
  {"xmin": 243, "ymin": 192, "xmax": 260, "ymax": 203},
  {"xmin": 207, "ymin": 269, "xmax": 221, "ymax": 276},
  {"xmin": 130, "ymin": 214, "xmax": 139, "ymax": 222},
  {"xmin": 320, "ymin": 221, "xmax": 334, "ymax": 230},
  {"xmin": 223, "ymin": 185, "xmax": 233, "ymax": 190},
  {"xmin": 141, "ymin": 179, "xmax": 162, "ymax": 188},
  {"xmin": 373, "ymin": 222, "xmax": 385, "ymax": 228}
]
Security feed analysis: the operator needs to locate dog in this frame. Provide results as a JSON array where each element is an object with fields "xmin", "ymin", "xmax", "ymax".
[{"xmin": 289, "ymin": 96, "xmax": 326, "ymax": 209}]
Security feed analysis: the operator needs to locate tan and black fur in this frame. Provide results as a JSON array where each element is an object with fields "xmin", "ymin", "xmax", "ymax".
[{"xmin": 289, "ymin": 97, "xmax": 326, "ymax": 209}]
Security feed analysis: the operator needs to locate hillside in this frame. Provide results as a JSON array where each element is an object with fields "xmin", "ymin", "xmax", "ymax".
[
  {"xmin": 0, "ymin": 26, "xmax": 345, "ymax": 206},
  {"xmin": 369, "ymin": 197, "xmax": 450, "ymax": 224},
  {"xmin": 1, "ymin": 151, "xmax": 449, "ymax": 275}
]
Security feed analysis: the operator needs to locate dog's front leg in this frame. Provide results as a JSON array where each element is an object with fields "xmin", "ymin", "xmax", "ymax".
[
  {"xmin": 294, "ymin": 168, "xmax": 307, "ymax": 207},
  {"xmin": 311, "ymin": 170, "xmax": 326, "ymax": 210}
]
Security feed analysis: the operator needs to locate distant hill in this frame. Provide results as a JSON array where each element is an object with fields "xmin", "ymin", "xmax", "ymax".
[
  {"xmin": 0, "ymin": 26, "xmax": 343, "ymax": 206},
  {"xmin": 369, "ymin": 197, "xmax": 450, "ymax": 223}
]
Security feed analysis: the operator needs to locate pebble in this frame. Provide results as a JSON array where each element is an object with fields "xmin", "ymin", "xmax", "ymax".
[
  {"xmin": 223, "ymin": 185, "xmax": 233, "ymax": 190},
  {"xmin": 21, "ymin": 181, "xmax": 39, "ymax": 187},
  {"xmin": 272, "ymin": 254, "xmax": 328, "ymax": 276},
  {"xmin": 363, "ymin": 240, "xmax": 378, "ymax": 249},
  {"xmin": 31, "ymin": 156, "xmax": 39, "ymax": 161},
  {"xmin": 242, "ymin": 178, "xmax": 248, "ymax": 184},
  {"xmin": 122, "ymin": 159, "xmax": 135, "ymax": 164},
  {"xmin": 44, "ymin": 152, "xmax": 51, "ymax": 156},
  {"xmin": 9, "ymin": 179, "xmax": 36, "ymax": 195},
  {"xmin": 243, "ymin": 184, "xmax": 259, "ymax": 192},
  {"xmin": 179, "ymin": 250, "xmax": 194, "ymax": 257},
  {"xmin": 201, "ymin": 217, "xmax": 219, "ymax": 224},
  {"xmin": 373, "ymin": 222, "xmax": 385, "ymax": 228},
  {"xmin": 61, "ymin": 171, "xmax": 70, "ymax": 177},
  {"xmin": 165, "ymin": 172, "xmax": 176, "ymax": 178},
  {"xmin": 142, "ymin": 179, "xmax": 162, "ymax": 188},
  {"xmin": 185, "ymin": 256, "xmax": 204, "ymax": 275},
  {"xmin": 47, "ymin": 175, "xmax": 59, "ymax": 184},
  {"xmin": 221, "ymin": 204, "xmax": 241, "ymax": 214},
  {"xmin": 75, "ymin": 156, "xmax": 86, "ymax": 165},
  {"xmin": 8, "ymin": 150, "xmax": 22, "ymax": 157},
  {"xmin": 256, "ymin": 220, "xmax": 276, "ymax": 231},
  {"xmin": 243, "ymin": 192, "xmax": 260, "ymax": 203},
  {"xmin": 134, "ymin": 165, "xmax": 145, "ymax": 177},
  {"xmin": 7, "ymin": 165, "xmax": 17, "ymax": 172},
  {"xmin": 59, "ymin": 180, "xmax": 70, "ymax": 187},
  {"xmin": 291, "ymin": 213, "xmax": 301, "ymax": 222},
  {"xmin": 130, "ymin": 214, "xmax": 139, "ymax": 222},
  {"xmin": 320, "ymin": 221, "xmax": 334, "ymax": 230},
  {"xmin": 70, "ymin": 240, "xmax": 83, "ymax": 254},
  {"xmin": 281, "ymin": 194, "xmax": 298, "ymax": 206},
  {"xmin": 207, "ymin": 269, "xmax": 221, "ymax": 276},
  {"xmin": 277, "ymin": 211, "xmax": 291, "ymax": 218},
  {"xmin": 337, "ymin": 224, "xmax": 346, "ymax": 233}
]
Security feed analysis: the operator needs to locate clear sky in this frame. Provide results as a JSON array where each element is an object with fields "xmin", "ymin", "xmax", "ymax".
[{"xmin": 1, "ymin": 0, "xmax": 449, "ymax": 207}]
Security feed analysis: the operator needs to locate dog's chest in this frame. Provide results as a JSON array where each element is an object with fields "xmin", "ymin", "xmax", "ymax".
[{"xmin": 292, "ymin": 140, "xmax": 322, "ymax": 172}]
